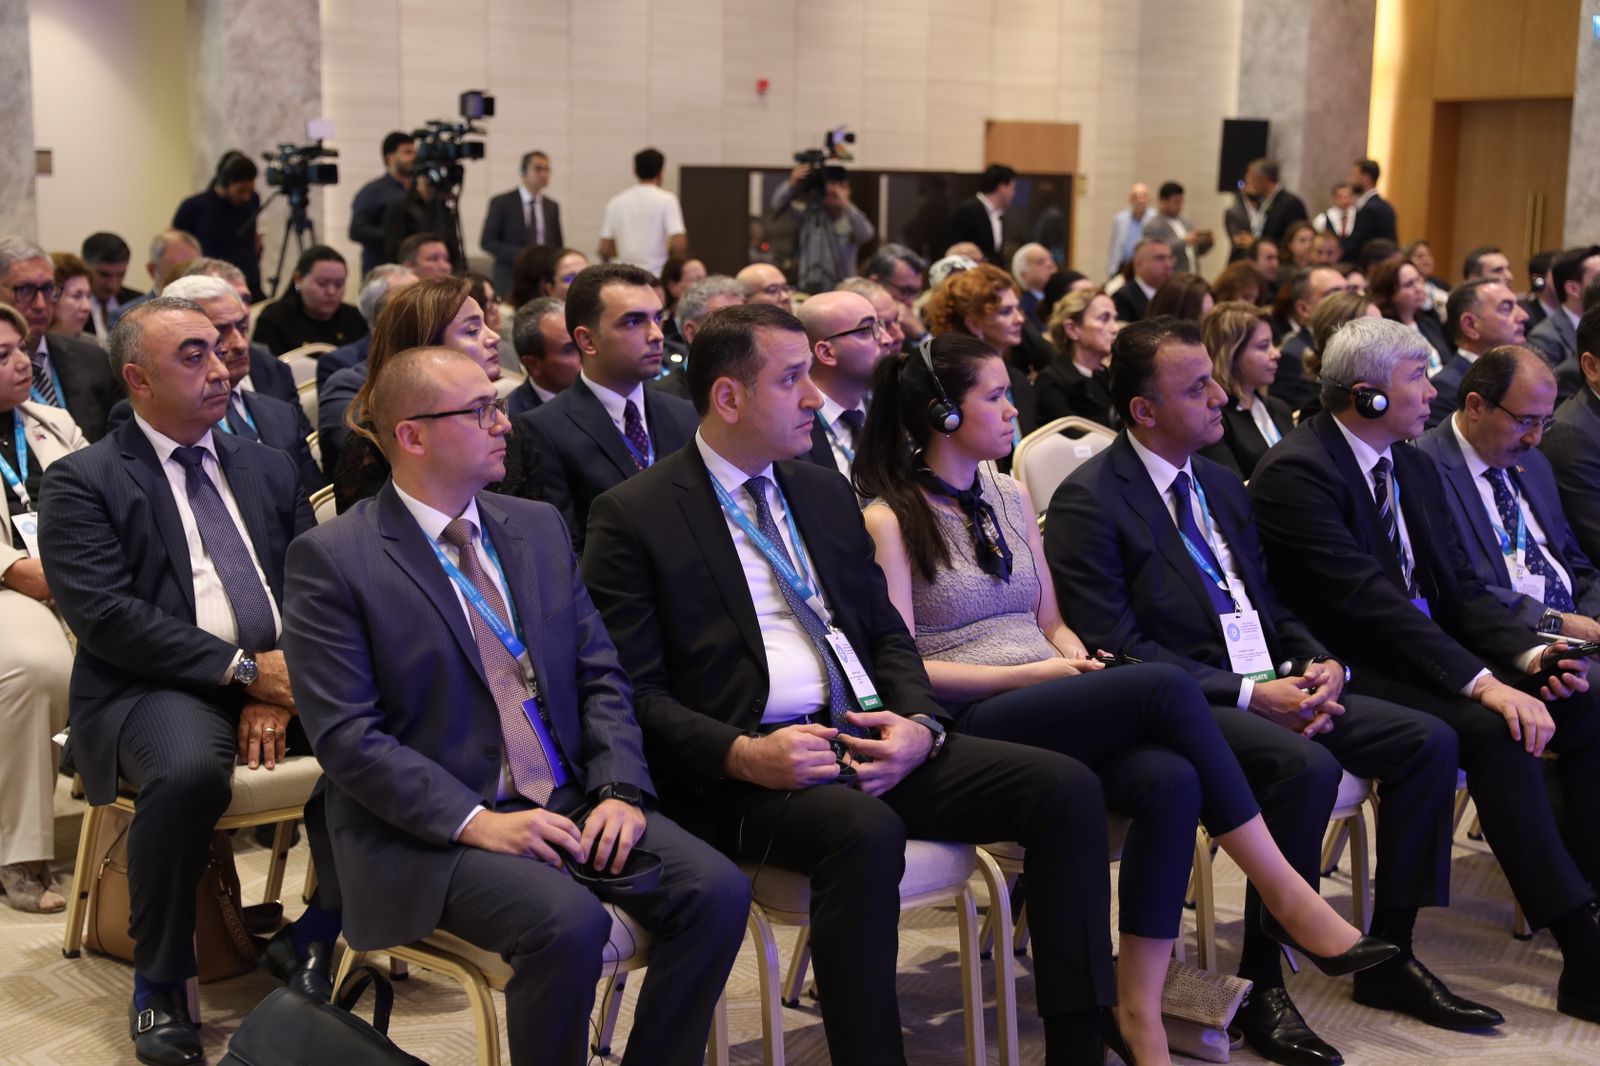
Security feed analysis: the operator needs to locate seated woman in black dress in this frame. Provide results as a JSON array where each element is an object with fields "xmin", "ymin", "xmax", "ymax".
[
  {"xmin": 854, "ymin": 334, "xmax": 1389, "ymax": 1065},
  {"xmin": 335, "ymin": 275, "xmax": 534, "ymax": 510},
  {"xmin": 251, "ymin": 245, "xmax": 368, "ymax": 355},
  {"xmin": 1197, "ymin": 301, "xmax": 1295, "ymax": 480},
  {"xmin": 1035, "ymin": 289, "xmax": 1119, "ymax": 427}
]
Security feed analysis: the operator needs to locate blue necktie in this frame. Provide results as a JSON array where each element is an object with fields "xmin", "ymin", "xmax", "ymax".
[
  {"xmin": 1173, "ymin": 471, "xmax": 1237, "ymax": 615},
  {"xmin": 170, "ymin": 446, "xmax": 278, "ymax": 652},
  {"xmin": 745, "ymin": 476, "xmax": 865, "ymax": 737},
  {"xmin": 1485, "ymin": 467, "xmax": 1576, "ymax": 612}
]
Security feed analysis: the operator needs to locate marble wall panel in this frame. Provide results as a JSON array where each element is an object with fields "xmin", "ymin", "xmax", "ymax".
[
  {"xmin": 1565, "ymin": 7, "xmax": 1600, "ymax": 243},
  {"xmin": 0, "ymin": 0, "xmax": 37, "ymax": 239}
]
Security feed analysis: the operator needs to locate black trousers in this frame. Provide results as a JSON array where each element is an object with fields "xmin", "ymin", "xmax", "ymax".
[
  {"xmin": 959, "ymin": 663, "xmax": 1260, "ymax": 939},
  {"xmin": 437, "ymin": 812, "xmax": 749, "ymax": 1066},
  {"xmin": 117, "ymin": 688, "xmax": 329, "ymax": 981},
  {"xmin": 1213, "ymin": 692, "xmax": 1458, "ymax": 981},
  {"xmin": 1356, "ymin": 672, "xmax": 1600, "ymax": 929},
  {"xmin": 715, "ymin": 733, "xmax": 1114, "ymax": 1066}
]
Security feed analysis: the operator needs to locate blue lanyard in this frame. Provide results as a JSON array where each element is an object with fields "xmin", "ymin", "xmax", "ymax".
[
  {"xmin": 29, "ymin": 360, "xmax": 64, "ymax": 408},
  {"xmin": 618, "ymin": 413, "xmax": 654, "ymax": 468},
  {"xmin": 814, "ymin": 411, "xmax": 856, "ymax": 464},
  {"xmin": 0, "ymin": 415, "xmax": 31, "ymax": 511},
  {"xmin": 216, "ymin": 392, "xmax": 258, "ymax": 435},
  {"xmin": 1175, "ymin": 475, "xmax": 1232, "ymax": 599},
  {"xmin": 711, "ymin": 473, "xmax": 823, "ymax": 614},
  {"xmin": 428, "ymin": 527, "xmax": 531, "ymax": 670}
]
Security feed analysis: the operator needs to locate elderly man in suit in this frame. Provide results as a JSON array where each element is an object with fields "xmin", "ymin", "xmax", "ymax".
[
  {"xmin": 1107, "ymin": 182, "xmax": 1154, "ymax": 277},
  {"xmin": 514, "ymin": 264, "xmax": 697, "ymax": 553},
  {"xmin": 1542, "ymin": 307, "xmax": 1600, "ymax": 566},
  {"xmin": 581, "ymin": 302, "xmax": 1118, "ymax": 1065},
  {"xmin": 1527, "ymin": 247, "xmax": 1600, "ymax": 369},
  {"xmin": 39, "ymin": 297, "xmax": 337, "ymax": 1065},
  {"xmin": 1419, "ymin": 345, "xmax": 1600, "ymax": 645},
  {"xmin": 282, "ymin": 345, "xmax": 746, "ymax": 1066},
  {"xmin": 1141, "ymin": 182, "xmax": 1213, "ymax": 275},
  {"xmin": 1427, "ymin": 279, "xmax": 1530, "ymax": 428},
  {"xmin": 0, "ymin": 237, "xmax": 123, "ymax": 442},
  {"xmin": 1250, "ymin": 316, "xmax": 1600, "ymax": 1026},
  {"xmin": 481, "ymin": 151, "xmax": 564, "ymax": 297},
  {"xmin": 1051, "ymin": 317, "xmax": 1478, "ymax": 1063},
  {"xmin": 506, "ymin": 296, "xmax": 580, "ymax": 418}
]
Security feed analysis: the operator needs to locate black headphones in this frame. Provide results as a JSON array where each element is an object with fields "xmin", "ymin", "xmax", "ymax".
[
  {"xmin": 916, "ymin": 335, "xmax": 962, "ymax": 434},
  {"xmin": 1326, "ymin": 378, "xmax": 1390, "ymax": 419}
]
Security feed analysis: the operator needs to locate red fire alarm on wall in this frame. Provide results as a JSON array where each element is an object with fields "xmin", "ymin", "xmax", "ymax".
[{"xmin": 756, "ymin": 79, "xmax": 770, "ymax": 96}]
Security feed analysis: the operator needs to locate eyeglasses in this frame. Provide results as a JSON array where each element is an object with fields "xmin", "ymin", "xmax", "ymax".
[
  {"xmin": 821, "ymin": 319, "xmax": 891, "ymax": 344},
  {"xmin": 402, "ymin": 397, "xmax": 507, "ymax": 430},
  {"xmin": 1489, "ymin": 398, "xmax": 1556, "ymax": 435},
  {"xmin": 1, "ymin": 282, "xmax": 58, "ymax": 305},
  {"xmin": 757, "ymin": 283, "xmax": 791, "ymax": 299}
]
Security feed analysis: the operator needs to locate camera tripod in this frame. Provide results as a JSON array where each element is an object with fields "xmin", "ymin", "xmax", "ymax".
[{"xmin": 261, "ymin": 186, "xmax": 317, "ymax": 299}]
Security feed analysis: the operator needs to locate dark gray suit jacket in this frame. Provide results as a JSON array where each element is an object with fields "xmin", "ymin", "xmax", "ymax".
[
  {"xmin": 1528, "ymin": 310, "xmax": 1577, "ymax": 369},
  {"xmin": 1542, "ymin": 384, "xmax": 1600, "ymax": 567},
  {"xmin": 38, "ymin": 419, "xmax": 312, "ymax": 803},
  {"xmin": 481, "ymin": 188, "xmax": 564, "ymax": 295},
  {"xmin": 283, "ymin": 485, "xmax": 651, "ymax": 949},
  {"xmin": 43, "ymin": 333, "xmax": 123, "ymax": 442},
  {"xmin": 1417, "ymin": 418, "xmax": 1600, "ymax": 630}
]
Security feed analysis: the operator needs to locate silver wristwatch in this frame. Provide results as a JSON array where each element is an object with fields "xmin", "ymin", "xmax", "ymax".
[{"xmin": 234, "ymin": 653, "xmax": 259, "ymax": 687}]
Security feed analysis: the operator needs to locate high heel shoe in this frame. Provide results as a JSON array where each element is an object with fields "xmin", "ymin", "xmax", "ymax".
[
  {"xmin": 1102, "ymin": 1007, "xmax": 1137, "ymax": 1066},
  {"xmin": 1260, "ymin": 909, "xmax": 1399, "ymax": 977}
]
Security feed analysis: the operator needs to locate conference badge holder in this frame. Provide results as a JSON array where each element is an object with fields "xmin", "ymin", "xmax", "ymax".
[
  {"xmin": 1221, "ymin": 610, "xmax": 1276, "ymax": 682},
  {"xmin": 11, "ymin": 511, "xmax": 40, "ymax": 559}
]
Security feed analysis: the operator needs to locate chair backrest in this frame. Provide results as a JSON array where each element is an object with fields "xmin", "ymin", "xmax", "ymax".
[
  {"xmin": 298, "ymin": 378, "xmax": 318, "ymax": 424},
  {"xmin": 305, "ymin": 431, "xmax": 322, "ymax": 472},
  {"xmin": 494, "ymin": 373, "xmax": 522, "ymax": 400},
  {"xmin": 309, "ymin": 484, "xmax": 337, "ymax": 525},
  {"xmin": 1013, "ymin": 416, "xmax": 1118, "ymax": 516},
  {"xmin": 279, "ymin": 343, "xmax": 336, "ymax": 387}
]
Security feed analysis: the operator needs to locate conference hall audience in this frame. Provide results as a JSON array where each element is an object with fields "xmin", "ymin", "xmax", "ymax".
[
  {"xmin": 949, "ymin": 164, "xmax": 1016, "ymax": 267},
  {"xmin": 1463, "ymin": 245, "xmax": 1515, "ymax": 288},
  {"xmin": 1270, "ymin": 265, "xmax": 1350, "ymax": 414},
  {"xmin": 1038, "ymin": 267, "xmax": 1095, "ymax": 323},
  {"xmin": 1369, "ymin": 257, "xmax": 1452, "ymax": 373},
  {"xmin": 48, "ymin": 252, "xmax": 94, "ymax": 342},
  {"xmin": 651, "ymin": 273, "xmax": 745, "ymax": 400},
  {"xmin": 509, "ymin": 244, "xmax": 588, "ymax": 308},
  {"xmin": 1211, "ymin": 259, "xmax": 1265, "ymax": 306},
  {"xmin": 281, "ymin": 344, "xmax": 748, "ymax": 1066},
  {"xmin": 1249, "ymin": 238, "xmax": 1282, "ymax": 303},
  {"xmin": 79, "ymin": 231, "xmax": 142, "ymax": 337},
  {"xmin": 397, "ymin": 231, "xmax": 456, "ymax": 280},
  {"xmin": 383, "ymin": 174, "xmax": 463, "ymax": 271},
  {"xmin": 505, "ymin": 296, "xmax": 579, "ymax": 418},
  {"xmin": 0, "ymin": 237, "xmax": 122, "ymax": 442},
  {"xmin": 598, "ymin": 147, "xmax": 686, "ymax": 277},
  {"xmin": 1427, "ymin": 278, "xmax": 1531, "ymax": 428},
  {"xmin": 658, "ymin": 254, "xmax": 707, "ymax": 359},
  {"xmin": 922, "ymin": 263, "xmax": 1038, "ymax": 438},
  {"xmin": 1312, "ymin": 182, "xmax": 1357, "ymax": 240},
  {"xmin": 1405, "ymin": 239, "xmax": 1450, "ymax": 318},
  {"xmin": 1141, "ymin": 181, "xmax": 1213, "ymax": 276},
  {"xmin": 863, "ymin": 242, "xmax": 930, "ymax": 343},
  {"xmin": 347, "ymin": 130, "xmax": 416, "ymax": 276},
  {"xmin": 172, "ymin": 151, "xmax": 265, "ymax": 300},
  {"xmin": 0, "ymin": 301, "xmax": 80, "ymax": 916},
  {"xmin": 315, "ymin": 264, "xmax": 417, "ymax": 396},
  {"xmin": 1336, "ymin": 260, "xmax": 1370, "ymax": 296},
  {"xmin": 1528, "ymin": 246, "xmax": 1600, "ymax": 368},
  {"xmin": 794, "ymin": 290, "xmax": 894, "ymax": 477},
  {"xmin": 1342, "ymin": 157, "xmax": 1398, "ymax": 262},
  {"xmin": 736, "ymin": 262, "xmax": 792, "ymax": 307},
  {"xmin": 1146, "ymin": 272, "xmax": 1214, "ymax": 322},
  {"xmin": 109, "ymin": 228, "xmax": 201, "ymax": 328},
  {"xmin": 1051, "ymin": 316, "xmax": 1491, "ymax": 1062},
  {"xmin": 249, "ymin": 245, "xmax": 368, "ymax": 356},
  {"xmin": 1198, "ymin": 301, "xmax": 1295, "ymax": 480},
  {"xmin": 1542, "ymin": 306, "xmax": 1600, "ymax": 564},
  {"xmin": 1249, "ymin": 316, "xmax": 1600, "ymax": 1027},
  {"xmin": 38, "ymin": 296, "xmax": 340, "ymax": 1065},
  {"xmin": 1310, "ymin": 228, "xmax": 1343, "ymax": 267},
  {"xmin": 1112, "ymin": 238, "xmax": 1176, "ymax": 323},
  {"xmin": 1523, "ymin": 249, "xmax": 1562, "ymax": 331},
  {"xmin": 581, "ymin": 302, "xmax": 1122, "ymax": 1065},
  {"xmin": 173, "ymin": 257, "xmax": 298, "ymax": 406},
  {"xmin": 480, "ymin": 149, "xmax": 564, "ymax": 296},
  {"xmin": 1281, "ymin": 221, "xmax": 1316, "ymax": 271},
  {"xmin": 1295, "ymin": 289, "xmax": 1382, "ymax": 421},
  {"xmin": 834, "ymin": 276, "xmax": 907, "ymax": 356},
  {"xmin": 1035, "ymin": 289, "xmax": 1119, "ymax": 428},
  {"xmin": 1012, "ymin": 242, "xmax": 1058, "ymax": 329},
  {"xmin": 1107, "ymin": 181, "xmax": 1154, "ymax": 277}
]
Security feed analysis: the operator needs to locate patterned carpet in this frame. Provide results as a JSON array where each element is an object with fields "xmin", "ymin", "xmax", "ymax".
[{"xmin": 3, "ymin": 779, "xmax": 1599, "ymax": 1064}]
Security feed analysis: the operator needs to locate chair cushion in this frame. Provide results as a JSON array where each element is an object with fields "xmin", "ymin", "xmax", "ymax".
[
  {"xmin": 421, "ymin": 905, "xmax": 652, "ymax": 982},
  {"xmin": 742, "ymin": 840, "xmax": 977, "ymax": 914},
  {"xmin": 1331, "ymin": 770, "xmax": 1371, "ymax": 817},
  {"xmin": 222, "ymin": 757, "xmax": 324, "ymax": 817}
]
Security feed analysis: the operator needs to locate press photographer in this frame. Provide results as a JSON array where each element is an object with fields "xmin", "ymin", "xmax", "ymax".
[{"xmin": 771, "ymin": 128, "xmax": 874, "ymax": 294}]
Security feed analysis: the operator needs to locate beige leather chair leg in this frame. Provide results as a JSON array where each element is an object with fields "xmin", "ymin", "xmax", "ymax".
[
  {"xmin": 302, "ymin": 855, "xmax": 318, "ymax": 905},
  {"xmin": 748, "ymin": 907, "xmax": 786, "ymax": 1066},
  {"xmin": 62, "ymin": 803, "xmax": 104, "ymax": 957},
  {"xmin": 976, "ymin": 850, "xmax": 1018, "ymax": 1066},
  {"xmin": 1192, "ymin": 831, "xmax": 1216, "ymax": 971},
  {"xmin": 594, "ymin": 970, "xmax": 630, "ymax": 1054},
  {"xmin": 955, "ymin": 883, "xmax": 986, "ymax": 1066},
  {"xmin": 330, "ymin": 940, "xmax": 365, "ymax": 991},
  {"xmin": 707, "ymin": 988, "xmax": 730, "ymax": 1066},
  {"xmin": 781, "ymin": 927, "xmax": 812, "ymax": 1007},
  {"xmin": 262, "ymin": 819, "xmax": 294, "ymax": 904},
  {"xmin": 1348, "ymin": 810, "xmax": 1372, "ymax": 933},
  {"xmin": 1451, "ymin": 787, "xmax": 1471, "ymax": 835},
  {"xmin": 1320, "ymin": 821, "xmax": 1351, "ymax": 877}
]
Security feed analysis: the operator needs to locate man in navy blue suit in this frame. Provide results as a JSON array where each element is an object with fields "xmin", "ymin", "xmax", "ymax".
[
  {"xmin": 39, "ymin": 297, "xmax": 337, "ymax": 1066},
  {"xmin": 282, "ymin": 346, "xmax": 746, "ymax": 1066},
  {"xmin": 513, "ymin": 263, "xmax": 697, "ymax": 553}
]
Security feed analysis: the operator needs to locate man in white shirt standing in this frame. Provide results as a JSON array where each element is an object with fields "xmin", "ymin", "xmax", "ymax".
[{"xmin": 598, "ymin": 148, "xmax": 688, "ymax": 278}]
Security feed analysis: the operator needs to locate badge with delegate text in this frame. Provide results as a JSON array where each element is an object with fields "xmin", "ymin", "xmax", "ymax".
[
  {"xmin": 1511, "ymin": 567, "xmax": 1546, "ymax": 604},
  {"xmin": 11, "ymin": 511, "xmax": 39, "ymax": 559},
  {"xmin": 1221, "ymin": 609, "xmax": 1275, "ymax": 682},
  {"xmin": 824, "ymin": 627, "xmax": 883, "ymax": 710}
]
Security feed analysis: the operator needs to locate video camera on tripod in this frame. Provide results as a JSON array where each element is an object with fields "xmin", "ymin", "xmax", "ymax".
[
  {"xmin": 412, "ymin": 90, "xmax": 495, "ymax": 189},
  {"xmin": 791, "ymin": 125, "xmax": 856, "ymax": 197},
  {"xmin": 259, "ymin": 135, "xmax": 340, "ymax": 297}
]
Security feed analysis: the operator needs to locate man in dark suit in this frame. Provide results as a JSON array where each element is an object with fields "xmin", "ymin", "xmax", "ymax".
[
  {"xmin": 795, "ymin": 290, "xmax": 891, "ymax": 478},
  {"xmin": 481, "ymin": 150, "xmax": 564, "ymax": 297},
  {"xmin": 1111, "ymin": 238, "xmax": 1175, "ymax": 323},
  {"xmin": 1051, "ymin": 318, "xmax": 1482, "ymax": 1062},
  {"xmin": 947, "ymin": 164, "xmax": 1016, "ymax": 266},
  {"xmin": 582, "ymin": 303, "xmax": 1117, "ymax": 1064},
  {"xmin": 1427, "ymin": 279, "xmax": 1530, "ymax": 428},
  {"xmin": 166, "ymin": 255, "xmax": 300, "ymax": 406},
  {"xmin": 80, "ymin": 231, "xmax": 144, "ymax": 338},
  {"xmin": 514, "ymin": 264, "xmax": 697, "ymax": 553},
  {"xmin": 38, "ymin": 297, "xmax": 337, "ymax": 1065},
  {"xmin": 506, "ymin": 296, "xmax": 580, "ymax": 418},
  {"xmin": 1243, "ymin": 159, "xmax": 1309, "ymax": 246},
  {"xmin": 1250, "ymin": 315, "xmax": 1600, "ymax": 1025},
  {"xmin": 1541, "ymin": 307, "xmax": 1600, "ymax": 566},
  {"xmin": 282, "ymin": 345, "xmax": 746, "ymax": 1066},
  {"xmin": 0, "ymin": 238, "xmax": 123, "ymax": 442},
  {"xmin": 1271, "ymin": 266, "xmax": 1349, "ymax": 415},
  {"xmin": 1419, "ymin": 346, "xmax": 1600, "ymax": 643},
  {"xmin": 1341, "ymin": 158, "xmax": 1398, "ymax": 264},
  {"xmin": 1527, "ymin": 247, "xmax": 1600, "ymax": 369}
]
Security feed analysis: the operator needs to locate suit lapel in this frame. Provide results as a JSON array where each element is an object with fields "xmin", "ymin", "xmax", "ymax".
[
  {"xmin": 1109, "ymin": 436, "xmax": 1223, "ymax": 628},
  {"xmin": 375, "ymin": 483, "xmax": 488, "ymax": 690},
  {"xmin": 567, "ymin": 379, "xmax": 637, "ymax": 477},
  {"xmin": 642, "ymin": 389, "xmax": 691, "ymax": 456},
  {"xmin": 1312, "ymin": 414, "xmax": 1410, "ymax": 591},
  {"xmin": 116, "ymin": 419, "xmax": 196, "ymax": 618},
  {"xmin": 1430, "ymin": 429, "xmax": 1506, "ymax": 579},
  {"xmin": 673, "ymin": 453, "xmax": 765, "ymax": 664}
]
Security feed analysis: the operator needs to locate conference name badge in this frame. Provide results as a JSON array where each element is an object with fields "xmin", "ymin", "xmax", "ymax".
[
  {"xmin": 825, "ymin": 628, "xmax": 883, "ymax": 710},
  {"xmin": 1511, "ymin": 568, "xmax": 1546, "ymax": 603},
  {"xmin": 1221, "ymin": 609, "xmax": 1275, "ymax": 682},
  {"xmin": 11, "ymin": 511, "xmax": 40, "ymax": 559}
]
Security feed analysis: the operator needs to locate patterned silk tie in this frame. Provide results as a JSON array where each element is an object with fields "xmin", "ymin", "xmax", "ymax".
[
  {"xmin": 30, "ymin": 351, "xmax": 61, "ymax": 407},
  {"xmin": 169, "ymin": 446, "xmax": 277, "ymax": 651},
  {"xmin": 1372, "ymin": 457, "xmax": 1419, "ymax": 597},
  {"xmin": 1484, "ymin": 468, "xmax": 1577, "ymax": 612},
  {"xmin": 622, "ymin": 399, "xmax": 652, "ymax": 471},
  {"xmin": 441, "ymin": 518, "xmax": 558, "ymax": 804}
]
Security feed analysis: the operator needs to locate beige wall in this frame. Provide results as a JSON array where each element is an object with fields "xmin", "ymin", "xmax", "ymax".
[{"xmin": 28, "ymin": 0, "xmax": 193, "ymax": 289}]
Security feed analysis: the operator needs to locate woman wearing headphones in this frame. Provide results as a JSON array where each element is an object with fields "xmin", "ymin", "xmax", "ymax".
[{"xmin": 853, "ymin": 333, "xmax": 1392, "ymax": 1065}]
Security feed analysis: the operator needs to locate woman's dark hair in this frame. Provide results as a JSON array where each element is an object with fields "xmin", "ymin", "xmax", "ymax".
[
  {"xmin": 660, "ymin": 255, "xmax": 703, "ymax": 312},
  {"xmin": 852, "ymin": 333, "xmax": 999, "ymax": 582},
  {"xmin": 1367, "ymin": 257, "xmax": 1410, "ymax": 319},
  {"xmin": 509, "ymin": 245, "xmax": 584, "ymax": 307},
  {"xmin": 1147, "ymin": 273, "xmax": 1213, "ymax": 322},
  {"xmin": 1039, "ymin": 269, "xmax": 1087, "ymax": 321},
  {"xmin": 347, "ymin": 276, "xmax": 471, "ymax": 443},
  {"xmin": 293, "ymin": 245, "xmax": 345, "ymax": 279},
  {"xmin": 467, "ymin": 272, "xmax": 496, "ymax": 313},
  {"xmin": 1211, "ymin": 260, "xmax": 1264, "ymax": 305}
]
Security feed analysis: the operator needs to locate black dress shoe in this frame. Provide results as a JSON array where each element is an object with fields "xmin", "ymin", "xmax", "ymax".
[
  {"xmin": 1558, "ymin": 967, "xmax": 1600, "ymax": 1023},
  {"xmin": 1260, "ymin": 909, "xmax": 1400, "ymax": 977},
  {"xmin": 1231, "ymin": 985, "xmax": 1343, "ymax": 1066},
  {"xmin": 258, "ymin": 926, "xmax": 333, "ymax": 1002},
  {"xmin": 1353, "ymin": 956, "xmax": 1504, "ymax": 1029},
  {"xmin": 129, "ymin": 988, "xmax": 203, "ymax": 1066}
]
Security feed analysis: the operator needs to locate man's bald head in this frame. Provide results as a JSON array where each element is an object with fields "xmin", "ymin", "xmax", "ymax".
[
  {"xmin": 796, "ymin": 291, "xmax": 877, "ymax": 346},
  {"xmin": 371, "ymin": 346, "xmax": 475, "ymax": 457},
  {"xmin": 737, "ymin": 263, "xmax": 790, "ymax": 305}
]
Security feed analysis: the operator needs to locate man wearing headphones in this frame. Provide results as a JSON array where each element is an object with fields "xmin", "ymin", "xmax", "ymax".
[{"xmin": 1251, "ymin": 315, "xmax": 1600, "ymax": 1026}]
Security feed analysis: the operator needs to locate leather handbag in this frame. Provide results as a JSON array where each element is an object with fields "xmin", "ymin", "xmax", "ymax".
[
  {"xmin": 219, "ymin": 967, "xmax": 428, "ymax": 1066},
  {"xmin": 1159, "ymin": 958, "xmax": 1251, "ymax": 1063},
  {"xmin": 85, "ymin": 807, "xmax": 260, "ymax": 982}
]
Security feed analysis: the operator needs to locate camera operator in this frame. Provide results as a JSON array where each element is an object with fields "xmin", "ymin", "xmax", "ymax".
[
  {"xmin": 382, "ymin": 173, "xmax": 462, "ymax": 273},
  {"xmin": 172, "ymin": 150, "xmax": 264, "ymax": 301},
  {"xmin": 349, "ymin": 131, "xmax": 415, "ymax": 275},
  {"xmin": 771, "ymin": 162, "xmax": 873, "ymax": 294}
]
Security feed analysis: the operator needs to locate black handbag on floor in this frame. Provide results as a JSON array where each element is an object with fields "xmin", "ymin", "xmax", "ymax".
[{"xmin": 219, "ymin": 966, "xmax": 428, "ymax": 1066}]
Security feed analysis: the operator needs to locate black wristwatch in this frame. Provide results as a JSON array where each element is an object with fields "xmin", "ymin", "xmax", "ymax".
[
  {"xmin": 1311, "ymin": 655, "xmax": 1352, "ymax": 685},
  {"xmin": 594, "ymin": 783, "xmax": 644, "ymax": 808},
  {"xmin": 908, "ymin": 715, "xmax": 947, "ymax": 761},
  {"xmin": 233, "ymin": 653, "xmax": 258, "ymax": 687}
]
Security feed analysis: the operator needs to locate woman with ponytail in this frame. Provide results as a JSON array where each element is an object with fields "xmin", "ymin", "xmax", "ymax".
[{"xmin": 853, "ymin": 334, "xmax": 1389, "ymax": 1065}]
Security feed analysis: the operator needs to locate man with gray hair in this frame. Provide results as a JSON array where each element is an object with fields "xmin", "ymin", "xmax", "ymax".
[
  {"xmin": 176, "ymin": 256, "xmax": 297, "ymax": 404},
  {"xmin": 1011, "ymin": 242, "xmax": 1057, "ymax": 330},
  {"xmin": 108, "ymin": 229, "xmax": 203, "ymax": 329},
  {"xmin": 316, "ymin": 264, "xmax": 418, "ymax": 394},
  {"xmin": 1252, "ymin": 315, "xmax": 1600, "ymax": 1027},
  {"xmin": 863, "ymin": 243, "xmax": 928, "ymax": 345},
  {"xmin": 0, "ymin": 236, "xmax": 123, "ymax": 441},
  {"xmin": 506, "ymin": 296, "xmax": 580, "ymax": 417},
  {"xmin": 652, "ymin": 274, "xmax": 744, "ymax": 401}
]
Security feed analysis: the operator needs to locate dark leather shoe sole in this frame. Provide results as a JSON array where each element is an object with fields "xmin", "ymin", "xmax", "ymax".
[{"xmin": 1353, "ymin": 986, "xmax": 1504, "ymax": 1030}]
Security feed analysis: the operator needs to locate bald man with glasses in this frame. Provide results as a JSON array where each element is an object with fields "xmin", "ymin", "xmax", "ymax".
[{"xmin": 795, "ymin": 291, "xmax": 895, "ymax": 478}]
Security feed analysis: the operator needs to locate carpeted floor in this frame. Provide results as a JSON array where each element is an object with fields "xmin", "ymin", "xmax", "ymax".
[{"xmin": 3, "ymin": 778, "xmax": 1599, "ymax": 1064}]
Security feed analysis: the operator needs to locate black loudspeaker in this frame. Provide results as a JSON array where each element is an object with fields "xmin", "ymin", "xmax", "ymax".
[{"xmin": 1218, "ymin": 119, "xmax": 1270, "ymax": 194}]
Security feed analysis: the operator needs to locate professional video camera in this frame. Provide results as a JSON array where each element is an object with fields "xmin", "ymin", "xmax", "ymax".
[
  {"xmin": 791, "ymin": 126, "xmax": 856, "ymax": 197},
  {"xmin": 412, "ymin": 90, "xmax": 495, "ymax": 188},
  {"xmin": 263, "ymin": 141, "xmax": 339, "ymax": 193}
]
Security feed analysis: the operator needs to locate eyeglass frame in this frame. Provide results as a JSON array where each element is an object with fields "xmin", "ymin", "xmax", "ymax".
[
  {"xmin": 400, "ymin": 396, "xmax": 508, "ymax": 431},
  {"xmin": 1488, "ymin": 397, "xmax": 1556, "ymax": 435},
  {"xmin": 820, "ymin": 319, "xmax": 892, "ymax": 344},
  {"xmin": 0, "ymin": 281, "xmax": 59, "ymax": 305}
]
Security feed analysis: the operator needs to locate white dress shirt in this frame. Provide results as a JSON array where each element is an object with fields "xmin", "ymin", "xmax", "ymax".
[
  {"xmin": 530, "ymin": 381, "xmax": 558, "ymax": 405},
  {"xmin": 1245, "ymin": 398, "xmax": 1282, "ymax": 446},
  {"xmin": 815, "ymin": 391, "xmax": 863, "ymax": 477},
  {"xmin": 132, "ymin": 414, "xmax": 283, "ymax": 658},
  {"xmin": 696, "ymin": 432, "xmax": 828, "ymax": 723},
  {"xmin": 1450, "ymin": 417, "xmax": 1571, "ymax": 599},
  {"xmin": 1128, "ymin": 433, "xmax": 1258, "ymax": 709},
  {"xmin": 599, "ymin": 182, "xmax": 687, "ymax": 277},
  {"xmin": 976, "ymin": 193, "xmax": 1004, "ymax": 252},
  {"xmin": 581, "ymin": 370, "xmax": 651, "ymax": 456}
]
